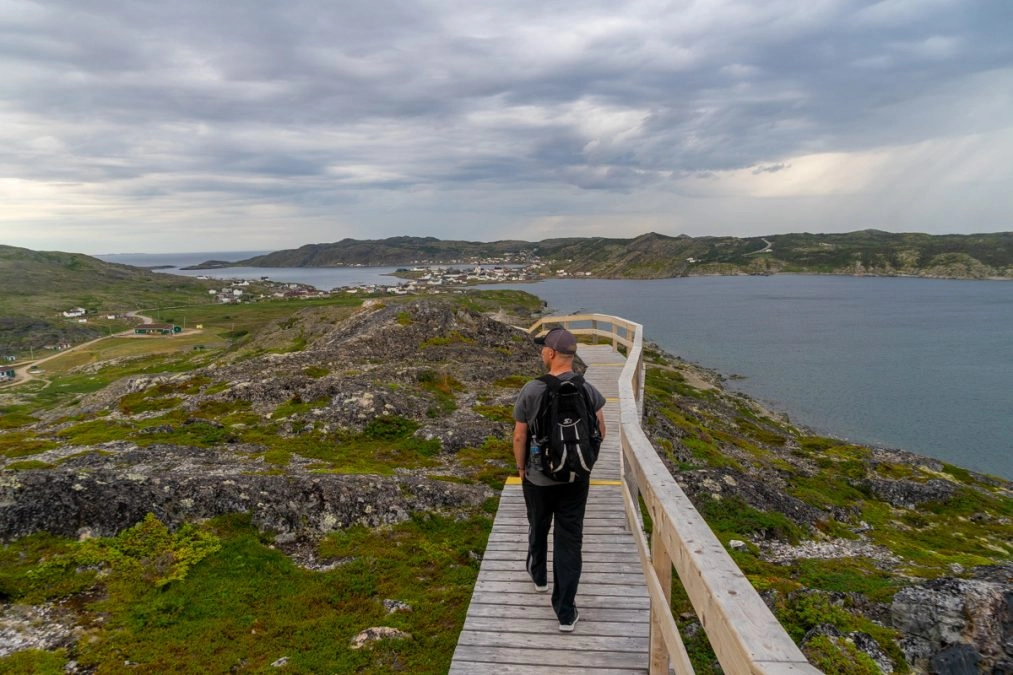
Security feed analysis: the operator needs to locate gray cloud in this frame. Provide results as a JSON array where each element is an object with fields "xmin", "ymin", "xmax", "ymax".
[{"xmin": 1, "ymin": 0, "xmax": 1011, "ymax": 252}]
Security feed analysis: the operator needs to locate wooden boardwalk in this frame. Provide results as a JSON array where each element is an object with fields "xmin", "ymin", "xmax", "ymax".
[{"xmin": 450, "ymin": 344, "xmax": 651, "ymax": 674}]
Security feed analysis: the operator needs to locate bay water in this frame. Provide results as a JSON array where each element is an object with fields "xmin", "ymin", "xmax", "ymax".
[
  {"xmin": 495, "ymin": 276, "xmax": 1012, "ymax": 480},
  {"xmin": 98, "ymin": 252, "xmax": 1012, "ymax": 479},
  {"xmin": 97, "ymin": 251, "xmax": 404, "ymax": 289}
]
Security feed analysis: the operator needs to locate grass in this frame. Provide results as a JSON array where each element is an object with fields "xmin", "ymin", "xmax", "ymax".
[
  {"xmin": 416, "ymin": 370, "xmax": 463, "ymax": 416},
  {"xmin": 0, "ymin": 431, "xmax": 58, "ymax": 458},
  {"xmin": 0, "ymin": 511, "xmax": 491, "ymax": 674}
]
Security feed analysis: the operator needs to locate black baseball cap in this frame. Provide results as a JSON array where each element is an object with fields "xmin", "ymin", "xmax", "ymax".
[{"xmin": 533, "ymin": 327, "xmax": 577, "ymax": 355}]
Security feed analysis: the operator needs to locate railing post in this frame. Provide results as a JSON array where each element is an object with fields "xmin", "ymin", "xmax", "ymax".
[{"xmin": 650, "ymin": 520, "xmax": 673, "ymax": 674}]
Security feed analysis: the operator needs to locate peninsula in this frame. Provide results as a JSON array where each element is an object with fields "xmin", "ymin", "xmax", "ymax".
[{"xmin": 186, "ymin": 230, "xmax": 1013, "ymax": 281}]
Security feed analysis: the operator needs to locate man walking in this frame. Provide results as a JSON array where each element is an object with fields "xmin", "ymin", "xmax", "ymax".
[{"xmin": 512, "ymin": 327, "xmax": 606, "ymax": 632}]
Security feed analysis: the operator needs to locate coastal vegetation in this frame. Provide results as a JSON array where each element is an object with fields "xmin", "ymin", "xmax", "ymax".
[{"xmin": 1, "ymin": 259, "xmax": 1010, "ymax": 672}]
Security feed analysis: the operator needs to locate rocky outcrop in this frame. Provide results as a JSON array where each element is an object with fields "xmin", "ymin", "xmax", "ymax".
[
  {"xmin": 0, "ymin": 441, "xmax": 491, "ymax": 542},
  {"xmin": 861, "ymin": 477, "xmax": 957, "ymax": 508},
  {"xmin": 675, "ymin": 467, "xmax": 828, "ymax": 528},
  {"xmin": 891, "ymin": 565, "xmax": 1013, "ymax": 674},
  {"xmin": 2, "ymin": 300, "xmax": 529, "ymax": 543}
]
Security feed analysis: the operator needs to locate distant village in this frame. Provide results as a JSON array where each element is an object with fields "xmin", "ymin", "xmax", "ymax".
[{"xmin": 1, "ymin": 259, "xmax": 592, "ymax": 375}]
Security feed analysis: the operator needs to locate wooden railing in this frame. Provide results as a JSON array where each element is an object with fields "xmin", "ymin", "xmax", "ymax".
[{"xmin": 529, "ymin": 315, "xmax": 821, "ymax": 675}]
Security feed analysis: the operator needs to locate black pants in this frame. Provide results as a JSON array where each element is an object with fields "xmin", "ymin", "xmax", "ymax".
[{"xmin": 522, "ymin": 477, "xmax": 590, "ymax": 624}]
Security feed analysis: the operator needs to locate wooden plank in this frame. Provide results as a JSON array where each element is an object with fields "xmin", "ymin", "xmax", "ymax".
[
  {"xmin": 450, "ymin": 663, "xmax": 646, "ymax": 675},
  {"xmin": 465, "ymin": 603, "xmax": 648, "ymax": 623},
  {"xmin": 466, "ymin": 591, "xmax": 650, "ymax": 610},
  {"xmin": 477, "ymin": 560, "xmax": 645, "ymax": 574},
  {"xmin": 476, "ymin": 565, "xmax": 646, "ymax": 578},
  {"xmin": 457, "ymin": 631, "xmax": 648, "ymax": 653},
  {"xmin": 474, "ymin": 580, "xmax": 649, "ymax": 597},
  {"xmin": 464, "ymin": 616, "xmax": 648, "ymax": 637},
  {"xmin": 450, "ymin": 645, "xmax": 648, "ymax": 670}
]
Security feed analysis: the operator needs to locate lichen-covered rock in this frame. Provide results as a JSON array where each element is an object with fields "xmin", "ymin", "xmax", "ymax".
[
  {"xmin": 0, "ymin": 603, "xmax": 79, "ymax": 659},
  {"xmin": 349, "ymin": 626, "xmax": 411, "ymax": 649},
  {"xmin": 675, "ymin": 467, "xmax": 827, "ymax": 528},
  {"xmin": 0, "ymin": 442, "xmax": 492, "ymax": 541},
  {"xmin": 890, "ymin": 565, "xmax": 1013, "ymax": 673},
  {"xmin": 861, "ymin": 477, "xmax": 956, "ymax": 508}
]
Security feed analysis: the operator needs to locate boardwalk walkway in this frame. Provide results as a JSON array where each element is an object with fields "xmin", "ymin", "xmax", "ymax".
[{"xmin": 450, "ymin": 344, "xmax": 651, "ymax": 674}]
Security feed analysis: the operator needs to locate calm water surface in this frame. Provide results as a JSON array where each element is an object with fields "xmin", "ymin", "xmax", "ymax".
[
  {"xmin": 98, "ymin": 252, "xmax": 404, "ymax": 289},
  {"xmin": 490, "ymin": 276, "xmax": 1013, "ymax": 480}
]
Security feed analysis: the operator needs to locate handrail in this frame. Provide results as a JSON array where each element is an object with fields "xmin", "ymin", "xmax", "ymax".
[{"xmin": 529, "ymin": 315, "xmax": 821, "ymax": 675}]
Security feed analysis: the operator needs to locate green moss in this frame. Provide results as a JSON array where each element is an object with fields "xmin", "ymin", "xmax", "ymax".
[
  {"xmin": 493, "ymin": 375, "xmax": 529, "ymax": 388},
  {"xmin": 455, "ymin": 436, "xmax": 513, "ymax": 488},
  {"xmin": 4, "ymin": 460, "xmax": 54, "ymax": 470},
  {"xmin": 363, "ymin": 415, "xmax": 418, "ymax": 440},
  {"xmin": 118, "ymin": 390, "xmax": 183, "ymax": 415},
  {"xmin": 0, "ymin": 408, "xmax": 39, "ymax": 429},
  {"xmin": 0, "ymin": 648, "xmax": 69, "ymax": 673},
  {"xmin": 939, "ymin": 462, "xmax": 974, "ymax": 482},
  {"xmin": 194, "ymin": 398, "xmax": 251, "ymax": 417},
  {"xmin": 302, "ymin": 365, "xmax": 330, "ymax": 378},
  {"xmin": 0, "ymin": 431, "xmax": 57, "ymax": 457},
  {"xmin": 697, "ymin": 495, "xmax": 805, "ymax": 543},
  {"xmin": 272, "ymin": 396, "xmax": 330, "ymax": 419},
  {"xmin": 734, "ymin": 417, "xmax": 786, "ymax": 445},
  {"xmin": 679, "ymin": 436, "xmax": 742, "ymax": 470},
  {"xmin": 417, "ymin": 370, "xmax": 462, "ymax": 416},
  {"xmin": 473, "ymin": 404, "xmax": 513, "ymax": 423},
  {"xmin": 858, "ymin": 496, "xmax": 1010, "ymax": 576},
  {"xmin": 794, "ymin": 558, "xmax": 898, "ymax": 603},
  {"xmin": 421, "ymin": 330, "xmax": 474, "ymax": 348},
  {"xmin": 14, "ymin": 511, "xmax": 484, "ymax": 673},
  {"xmin": 803, "ymin": 634, "xmax": 882, "ymax": 674}
]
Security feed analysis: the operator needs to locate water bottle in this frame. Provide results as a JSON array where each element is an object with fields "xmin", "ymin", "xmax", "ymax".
[{"xmin": 530, "ymin": 442, "xmax": 543, "ymax": 472}]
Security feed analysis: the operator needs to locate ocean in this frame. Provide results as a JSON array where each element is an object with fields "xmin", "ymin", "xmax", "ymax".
[
  {"xmin": 97, "ymin": 251, "xmax": 405, "ymax": 289},
  {"xmin": 492, "ymin": 276, "xmax": 1013, "ymax": 480},
  {"xmin": 96, "ymin": 252, "xmax": 1013, "ymax": 479}
]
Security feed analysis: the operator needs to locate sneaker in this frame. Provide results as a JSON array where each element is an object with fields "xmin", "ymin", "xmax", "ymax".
[
  {"xmin": 559, "ymin": 610, "xmax": 579, "ymax": 632},
  {"xmin": 533, "ymin": 581, "xmax": 548, "ymax": 593}
]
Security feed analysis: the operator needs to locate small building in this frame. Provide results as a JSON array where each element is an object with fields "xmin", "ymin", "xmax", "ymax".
[
  {"xmin": 62, "ymin": 307, "xmax": 86, "ymax": 318},
  {"xmin": 134, "ymin": 323, "xmax": 182, "ymax": 336},
  {"xmin": 0, "ymin": 368, "xmax": 15, "ymax": 380}
]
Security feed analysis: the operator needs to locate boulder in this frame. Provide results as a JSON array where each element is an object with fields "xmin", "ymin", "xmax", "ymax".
[{"xmin": 891, "ymin": 566, "xmax": 1013, "ymax": 673}]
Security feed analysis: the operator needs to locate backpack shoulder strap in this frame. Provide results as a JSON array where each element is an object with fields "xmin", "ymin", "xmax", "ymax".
[
  {"xmin": 537, "ymin": 373, "xmax": 561, "ymax": 391},
  {"xmin": 532, "ymin": 374, "xmax": 560, "ymax": 441}
]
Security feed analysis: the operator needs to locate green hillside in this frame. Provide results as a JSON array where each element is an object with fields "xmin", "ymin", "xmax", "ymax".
[
  {"xmin": 205, "ymin": 231, "xmax": 1013, "ymax": 280},
  {"xmin": 0, "ymin": 245, "xmax": 216, "ymax": 352}
]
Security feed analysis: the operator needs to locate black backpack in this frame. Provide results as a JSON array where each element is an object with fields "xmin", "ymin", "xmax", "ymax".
[{"xmin": 534, "ymin": 373, "xmax": 602, "ymax": 482}]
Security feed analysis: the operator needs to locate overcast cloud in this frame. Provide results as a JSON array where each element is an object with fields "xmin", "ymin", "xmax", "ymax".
[{"xmin": 1, "ymin": 0, "xmax": 1011, "ymax": 253}]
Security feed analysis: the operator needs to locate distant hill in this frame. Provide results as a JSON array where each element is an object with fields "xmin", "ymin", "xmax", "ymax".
[
  {"xmin": 199, "ymin": 231, "xmax": 1013, "ymax": 280},
  {"xmin": 0, "ymin": 245, "xmax": 216, "ymax": 351}
]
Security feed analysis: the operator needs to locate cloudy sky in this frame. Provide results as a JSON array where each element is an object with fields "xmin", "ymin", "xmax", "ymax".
[{"xmin": 2, "ymin": 0, "xmax": 1011, "ymax": 254}]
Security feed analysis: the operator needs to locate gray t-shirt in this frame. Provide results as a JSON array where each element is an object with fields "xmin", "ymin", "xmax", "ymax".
[{"xmin": 513, "ymin": 371, "xmax": 606, "ymax": 486}]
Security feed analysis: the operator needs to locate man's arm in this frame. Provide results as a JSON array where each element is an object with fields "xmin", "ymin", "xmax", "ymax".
[
  {"xmin": 596, "ymin": 408, "xmax": 606, "ymax": 441},
  {"xmin": 513, "ymin": 421, "xmax": 528, "ymax": 480}
]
